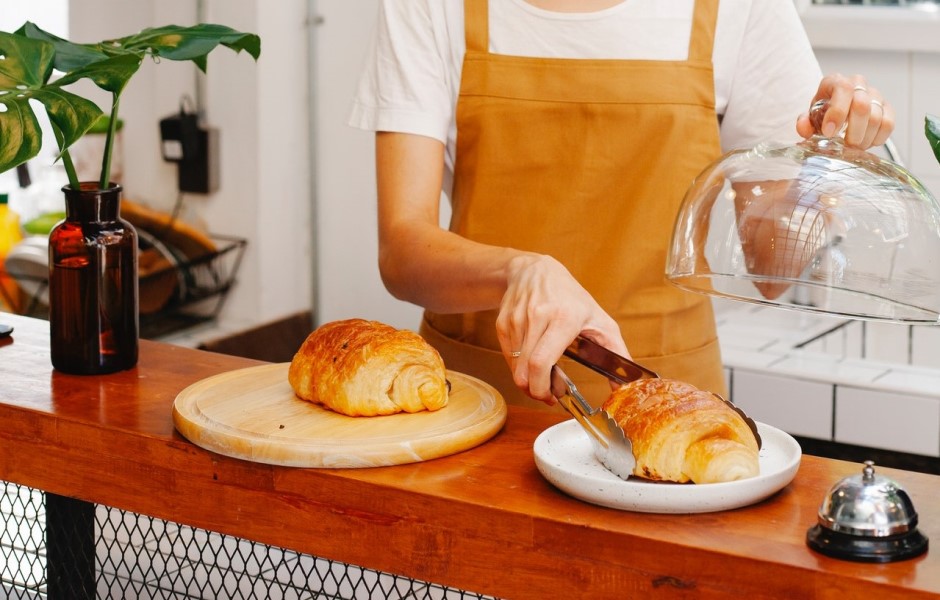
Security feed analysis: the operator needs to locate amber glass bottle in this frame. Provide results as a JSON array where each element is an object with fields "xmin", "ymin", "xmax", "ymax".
[{"xmin": 48, "ymin": 183, "xmax": 138, "ymax": 374}]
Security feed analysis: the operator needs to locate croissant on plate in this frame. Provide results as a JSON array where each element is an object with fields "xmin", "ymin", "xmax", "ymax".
[
  {"xmin": 603, "ymin": 378, "xmax": 760, "ymax": 484},
  {"xmin": 288, "ymin": 318, "xmax": 449, "ymax": 417}
]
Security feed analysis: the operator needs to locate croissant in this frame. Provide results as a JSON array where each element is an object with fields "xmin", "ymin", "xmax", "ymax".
[
  {"xmin": 603, "ymin": 378, "xmax": 759, "ymax": 484},
  {"xmin": 288, "ymin": 318, "xmax": 449, "ymax": 417}
]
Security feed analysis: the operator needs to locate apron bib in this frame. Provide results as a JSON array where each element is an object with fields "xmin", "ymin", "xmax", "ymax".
[{"xmin": 423, "ymin": 0, "xmax": 726, "ymax": 409}]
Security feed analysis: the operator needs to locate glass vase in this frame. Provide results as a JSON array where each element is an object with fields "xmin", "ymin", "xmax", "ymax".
[{"xmin": 49, "ymin": 183, "xmax": 138, "ymax": 374}]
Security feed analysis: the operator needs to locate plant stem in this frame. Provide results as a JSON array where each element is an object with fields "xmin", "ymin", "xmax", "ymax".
[
  {"xmin": 49, "ymin": 122, "xmax": 81, "ymax": 189},
  {"xmin": 61, "ymin": 149, "xmax": 80, "ymax": 190},
  {"xmin": 100, "ymin": 95, "xmax": 121, "ymax": 189}
]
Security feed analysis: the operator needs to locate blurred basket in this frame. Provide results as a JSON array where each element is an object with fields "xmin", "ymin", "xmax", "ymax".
[
  {"xmin": 1, "ymin": 233, "xmax": 247, "ymax": 339},
  {"xmin": 139, "ymin": 233, "xmax": 247, "ymax": 337}
]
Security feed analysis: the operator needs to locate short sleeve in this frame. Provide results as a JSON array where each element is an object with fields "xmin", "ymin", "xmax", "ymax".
[
  {"xmin": 347, "ymin": 0, "xmax": 456, "ymax": 145},
  {"xmin": 719, "ymin": 1, "xmax": 822, "ymax": 151}
]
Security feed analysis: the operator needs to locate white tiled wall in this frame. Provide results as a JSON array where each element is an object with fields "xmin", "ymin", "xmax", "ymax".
[
  {"xmin": 835, "ymin": 386, "xmax": 940, "ymax": 456},
  {"xmin": 718, "ymin": 304, "xmax": 940, "ymax": 458},
  {"xmin": 732, "ymin": 370, "xmax": 834, "ymax": 440},
  {"xmin": 912, "ymin": 325, "xmax": 940, "ymax": 369}
]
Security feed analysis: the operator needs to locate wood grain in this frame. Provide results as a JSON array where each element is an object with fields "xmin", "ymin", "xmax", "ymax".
[
  {"xmin": 172, "ymin": 363, "xmax": 507, "ymax": 467},
  {"xmin": 1, "ymin": 312, "xmax": 939, "ymax": 599}
]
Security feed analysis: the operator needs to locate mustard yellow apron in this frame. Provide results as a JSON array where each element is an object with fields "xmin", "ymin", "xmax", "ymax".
[{"xmin": 422, "ymin": 0, "xmax": 726, "ymax": 409}]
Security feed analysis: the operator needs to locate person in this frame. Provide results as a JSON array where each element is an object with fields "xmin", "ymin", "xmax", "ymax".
[{"xmin": 348, "ymin": 0, "xmax": 894, "ymax": 410}]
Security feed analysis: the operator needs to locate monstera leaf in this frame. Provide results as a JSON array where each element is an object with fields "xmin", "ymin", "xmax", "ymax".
[
  {"xmin": 927, "ymin": 114, "xmax": 940, "ymax": 166},
  {"xmin": 0, "ymin": 31, "xmax": 104, "ymax": 173},
  {"xmin": 111, "ymin": 24, "xmax": 261, "ymax": 72},
  {"xmin": 0, "ymin": 22, "xmax": 260, "ymax": 188},
  {"xmin": 17, "ymin": 22, "xmax": 260, "ymax": 74},
  {"xmin": 15, "ymin": 22, "xmax": 109, "ymax": 72}
]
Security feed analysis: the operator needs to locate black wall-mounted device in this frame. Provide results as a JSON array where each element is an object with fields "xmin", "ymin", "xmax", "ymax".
[{"xmin": 160, "ymin": 108, "xmax": 219, "ymax": 194}]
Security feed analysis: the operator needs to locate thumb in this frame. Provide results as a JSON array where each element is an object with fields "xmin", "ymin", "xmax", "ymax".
[{"xmin": 796, "ymin": 112, "xmax": 814, "ymax": 139}]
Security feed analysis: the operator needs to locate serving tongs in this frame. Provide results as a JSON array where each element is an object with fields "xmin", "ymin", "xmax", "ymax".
[
  {"xmin": 565, "ymin": 335, "xmax": 761, "ymax": 449},
  {"xmin": 549, "ymin": 365, "xmax": 636, "ymax": 480},
  {"xmin": 551, "ymin": 336, "xmax": 762, "ymax": 481}
]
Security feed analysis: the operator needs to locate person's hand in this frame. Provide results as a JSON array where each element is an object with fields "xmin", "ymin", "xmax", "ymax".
[
  {"xmin": 796, "ymin": 73, "xmax": 894, "ymax": 150},
  {"xmin": 731, "ymin": 178, "xmax": 830, "ymax": 301},
  {"xmin": 494, "ymin": 253, "xmax": 628, "ymax": 405}
]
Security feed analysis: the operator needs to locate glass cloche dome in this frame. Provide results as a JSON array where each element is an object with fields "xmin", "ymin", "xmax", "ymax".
[{"xmin": 667, "ymin": 101, "xmax": 940, "ymax": 323}]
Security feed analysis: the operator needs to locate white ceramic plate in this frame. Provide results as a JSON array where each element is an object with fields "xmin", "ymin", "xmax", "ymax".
[{"xmin": 533, "ymin": 420, "xmax": 801, "ymax": 514}]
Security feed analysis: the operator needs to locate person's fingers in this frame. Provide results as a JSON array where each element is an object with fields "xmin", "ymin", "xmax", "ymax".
[
  {"xmin": 496, "ymin": 288, "xmax": 527, "ymax": 369},
  {"xmin": 813, "ymin": 73, "xmax": 854, "ymax": 138},
  {"xmin": 495, "ymin": 320, "xmax": 523, "ymax": 368},
  {"xmin": 858, "ymin": 96, "xmax": 884, "ymax": 149},
  {"xmin": 497, "ymin": 254, "xmax": 628, "ymax": 405},
  {"xmin": 495, "ymin": 269, "xmax": 555, "ymax": 403},
  {"xmin": 843, "ymin": 78, "xmax": 873, "ymax": 147},
  {"xmin": 796, "ymin": 112, "xmax": 815, "ymax": 140},
  {"xmin": 809, "ymin": 74, "xmax": 894, "ymax": 150},
  {"xmin": 521, "ymin": 317, "xmax": 557, "ymax": 402},
  {"xmin": 870, "ymin": 98, "xmax": 895, "ymax": 147}
]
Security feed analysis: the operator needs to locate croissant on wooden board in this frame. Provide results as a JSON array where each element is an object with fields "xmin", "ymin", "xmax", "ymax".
[
  {"xmin": 288, "ymin": 318, "xmax": 449, "ymax": 417},
  {"xmin": 602, "ymin": 378, "xmax": 760, "ymax": 484}
]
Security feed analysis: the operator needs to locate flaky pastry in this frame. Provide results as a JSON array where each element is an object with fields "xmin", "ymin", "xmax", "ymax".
[
  {"xmin": 288, "ymin": 319, "xmax": 448, "ymax": 417},
  {"xmin": 603, "ymin": 378, "xmax": 759, "ymax": 484}
]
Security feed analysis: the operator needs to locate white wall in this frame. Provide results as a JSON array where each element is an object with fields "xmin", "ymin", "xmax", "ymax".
[
  {"xmin": 311, "ymin": 0, "xmax": 424, "ymax": 331},
  {"xmin": 68, "ymin": 0, "xmax": 314, "ymax": 332},
  {"xmin": 0, "ymin": 1, "xmax": 67, "ymax": 33}
]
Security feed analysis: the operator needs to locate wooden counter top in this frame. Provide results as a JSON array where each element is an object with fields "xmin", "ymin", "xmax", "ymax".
[{"xmin": 0, "ymin": 312, "xmax": 938, "ymax": 599}]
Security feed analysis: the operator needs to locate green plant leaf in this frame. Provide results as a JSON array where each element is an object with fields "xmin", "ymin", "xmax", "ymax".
[
  {"xmin": 115, "ymin": 24, "xmax": 261, "ymax": 72},
  {"xmin": 927, "ymin": 114, "xmax": 940, "ymax": 166},
  {"xmin": 15, "ymin": 21, "xmax": 109, "ymax": 72},
  {"xmin": 0, "ymin": 31, "xmax": 103, "ymax": 173},
  {"xmin": 0, "ymin": 95, "xmax": 43, "ymax": 172},
  {"xmin": 32, "ymin": 87, "xmax": 105, "ymax": 148},
  {"xmin": 54, "ymin": 53, "xmax": 142, "ymax": 97},
  {"xmin": 0, "ymin": 30, "xmax": 54, "ymax": 88},
  {"xmin": 2, "ymin": 21, "xmax": 259, "ymax": 184}
]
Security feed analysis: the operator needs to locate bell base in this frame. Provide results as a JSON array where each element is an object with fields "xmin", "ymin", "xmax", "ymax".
[{"xmin": 806, "ymin": 524, "xmax": 929, "ymax": 563}]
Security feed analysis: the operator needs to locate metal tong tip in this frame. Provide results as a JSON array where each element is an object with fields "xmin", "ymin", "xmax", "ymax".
[{"xmin": 550, "ymin": 365, "xmax": 635, "ymax": 481}]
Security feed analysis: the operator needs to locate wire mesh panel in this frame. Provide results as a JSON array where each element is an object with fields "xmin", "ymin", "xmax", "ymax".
[
  {"xmin": 0, "ymin": 482, "xmax": 498, "ymax": 600},
  {"xmin": 0, "ymin": 482, "xmax": 45, "ymax": 599}
]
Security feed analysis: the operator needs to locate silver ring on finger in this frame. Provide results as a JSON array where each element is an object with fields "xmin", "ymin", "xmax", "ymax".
[
  {"xmin": 871, "ymin": 99, "xmax": 884, "ymax": 110},
  {"xmin": 853, "ymin": 85, "xmax": 868, "ymax": 94}
]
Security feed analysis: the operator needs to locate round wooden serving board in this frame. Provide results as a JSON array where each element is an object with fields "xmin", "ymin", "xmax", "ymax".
[{"xmin": 173, "ymin": 363, "xmax": 507, "ymax": 468}]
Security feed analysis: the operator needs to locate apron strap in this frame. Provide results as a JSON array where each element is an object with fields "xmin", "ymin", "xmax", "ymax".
[
  {"xmin": 465, "ymin": 0, "xmax": 489, "ymax": 54},
  {"xmin": 468, "ymin": 0, "xmax": 716, "ymax": 62},
  {"xmin": 688, "ymin": 0, "xmax": 719, "ymax": 64}
]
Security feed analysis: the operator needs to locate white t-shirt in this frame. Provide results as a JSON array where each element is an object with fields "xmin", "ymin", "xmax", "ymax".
[{"xmin": 349, "ymin": 0, "xmax": 822, "ymax": 191}]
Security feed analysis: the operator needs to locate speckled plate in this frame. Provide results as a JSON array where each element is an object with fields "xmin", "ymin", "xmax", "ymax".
[{"xmin": 533, "ymin": 420, "xmax": 801, "ymax": 513}]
